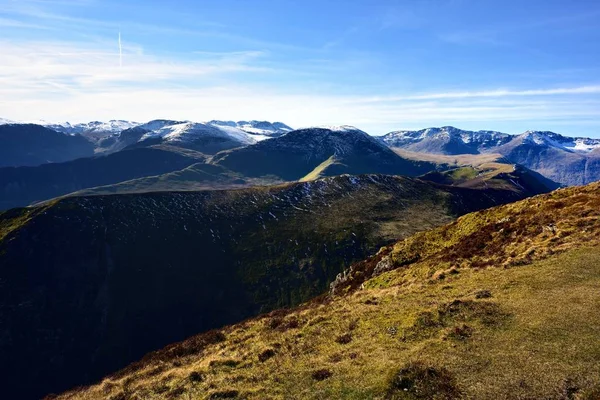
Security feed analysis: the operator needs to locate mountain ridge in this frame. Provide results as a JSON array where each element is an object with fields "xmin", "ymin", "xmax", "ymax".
[
  {"xmin": 0, "ymin": 173, "xmax": 548, "ymax": 399},
  {"xmin": 381, "ymin": 126, "xmax": 600, "ymax": 186},
  {"xmin": 50, "ymin": 181, "xmax": 600, "ymax": 400}
]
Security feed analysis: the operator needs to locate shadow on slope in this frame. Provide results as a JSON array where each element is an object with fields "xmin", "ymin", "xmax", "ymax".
[{"xmin": 0, "ymin": 174, "xmax": 538, "ymax": 399}]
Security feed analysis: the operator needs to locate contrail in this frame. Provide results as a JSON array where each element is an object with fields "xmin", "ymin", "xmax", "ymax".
[{"xmin": 118, "ymin": 31, "xmax": 122, "ymax": 67}]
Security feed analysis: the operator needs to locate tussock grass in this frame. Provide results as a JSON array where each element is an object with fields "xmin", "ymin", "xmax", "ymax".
[{"xmin": 54, "ymin": 183, "xmax": 600, "ymax": 400}]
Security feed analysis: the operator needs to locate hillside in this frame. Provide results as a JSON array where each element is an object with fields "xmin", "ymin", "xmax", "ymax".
[
  {"xmin": 0, "ymin": 175, "xmax": 540, "ymax": 399},
  {"xmin": 494, "ymin": 131, "xmax": 600, "ymax": 186},
  {"xmin": 0, "ymin": 146, "xmax": 206, "ymax": 210},
  {"xmin": 0, "ymin": 124, "xmax": 95, "ymax": 167},
  {"xmin": 70, "ymin": 163, "xmax": 280, "ymax": 196},
  {"xmin": 213, "ymin": 126, "xmax": 437, "ymax": 180},
  {"xmin": 56, "ymin": 182, "xmax": 600, "ymax": 400},
  {"xmin": 419, "ymin": 162, "xmax": 559, "ymax": 192}
]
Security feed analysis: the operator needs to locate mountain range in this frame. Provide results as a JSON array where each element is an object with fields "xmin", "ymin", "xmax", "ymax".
[
  {"xmin": 381, "ymin": 126, "xmax": 600, "ymax": 186},
  {"xmin": 2, "ymin": 118, "xmax": 600, "ymax": 189},
  {"xmin": 0, "ymin": 116, "xmax": 597, "ymax": 399}
]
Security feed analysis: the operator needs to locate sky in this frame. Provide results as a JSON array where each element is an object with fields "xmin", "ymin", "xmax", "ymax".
[{"xmin": 1, "ymin": 0, "xmax": 600, "ymax": 136}]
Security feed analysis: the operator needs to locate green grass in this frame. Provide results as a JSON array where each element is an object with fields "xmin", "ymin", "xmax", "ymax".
[
  {"xmin": 446, "ymin": 166, "xmax": 478, "ymax": 182},
  {"xmin": 57, "ymin": 182, "xmax": 600, "ymax": 400},
  {"xmin": 3, "ymin": 174, "xmax": 531, "ymax": 399},
  {"xmin": 60, "ymin": 246, "xmax": 600, "ymax": 400}
]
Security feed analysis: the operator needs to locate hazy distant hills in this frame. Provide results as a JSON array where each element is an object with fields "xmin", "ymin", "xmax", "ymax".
[
  {"xmin": 0, "ymin": 146, "xmax": 206, "ymax": 210},
  {"xmin": 43, "ymin": 120, "xmax": 139, "ymax": 143},
  {"xmin": 0, "ymin": 125, "xmax": 440, "ymax": 210},
  {"xmin": 0, "ymin": 124, "xmax": 95, "ymax": 167},
  {"xmin": 381, "ymin": 126, "xmax": 513, "ymax": 154},
  {"xmin": 381, "ymin": 126, "xmax": 600, "ymax": 186},
  {"xmin": 0, "ymin": 118, "xmax": 293, "ymax": 167},
  {"xmin": 1, "ymin": 118, "xmax": 599, "ymax": 210},
  {"xmin": 494, "ymin": 131, "xmax": 600, "ymax": 186}
]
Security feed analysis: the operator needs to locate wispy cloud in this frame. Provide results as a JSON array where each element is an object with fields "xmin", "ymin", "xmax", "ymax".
[
  {"xmin": 1, "ymin": 1, "xmax": 599, "ymax": 136},
  {"xmin": 353, "ymin": 86, "xmax": 600, "ymax": 103},
  {"xmin": 0, "ymin": 16, "xmax": 51, "ymax": 29},
  {"xmin": 1, "ymin": 38, "xmax": 599, "ymax": 136},
  {"xmin": 0, "ymin": 40, "xmax": 272, "ymax": 92}
]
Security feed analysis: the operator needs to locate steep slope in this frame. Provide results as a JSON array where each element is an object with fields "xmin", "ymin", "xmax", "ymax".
[
  {"xmin": 72, "ymin": 163, "xmax": 281, "ymax": 196},
  {"xmin": 419, "ymin": 162, "xmax": 559, "ymax": 193},
  {"xmin": 63, "ymin": 152, "xmax": 555, "ymax": 202},
  {"xmin": 59, "ymin": 182, "xmax": 600, "ymax": 400},
  {"xmin": 95, "ymin": 126, "xmax": 151, "ymax": 153},
  {"xmin": 93, "ymin": 120, "xmax": 186, "ymax": 153},
  {"xmin": 0, "ymin": 175, "xmax": 538, "ymax": 399},
  {"xmin": 495, "ymin": 131, "xmax": 600, "ymax": 186},
  {"xmin": 381, "ymin": 126, "xmax": 512, "ymax": 155},
  {"xmin": 213, "ymin": 126, "xmax": 437, "ymax": 180},
  {"xmin": 0, "ymin": 146, "xmax": 205, "ymax": 210},
  {"xmin": 0, "ymin": 124, "xmax": 95, "ymax": 167}
]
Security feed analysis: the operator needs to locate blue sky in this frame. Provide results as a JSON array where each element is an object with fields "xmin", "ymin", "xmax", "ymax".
[{"xmin": 1, "ymin": 0, "xmax": 600, "ymax": 136}]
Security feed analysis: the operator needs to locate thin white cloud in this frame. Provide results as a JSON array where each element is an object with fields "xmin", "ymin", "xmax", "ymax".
[
  {"xmin": 0, "ymin": 40, "xmax": 599, "ymax": 136},
  {"xmin": 0, "ymin": 40, "xmax": 272, "ymax": 91},
  {"xmin": 354, "ymin": 86, "xmax": 600, "ymax": 103},
  {"xmin": 0, "ymin": 16, "xmax": 51, "ymax": 29}
]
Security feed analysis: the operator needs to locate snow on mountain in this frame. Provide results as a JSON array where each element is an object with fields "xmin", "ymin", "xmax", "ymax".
[
  {"xmin": 256, "ymin": 125, "xmax": 390, "ymax": 158},
  {"xmin": 311, "ymin": 125, "xmax": 367, "ymax": 134},
  {"xmin": 0, "ymin": 118, "xmax": 15, "ymax": 125},
  {"xmin": 519, "ymin": 131, "xmax": 600, "ymax": 153},
  {"xmin": 136, "ymin": 119, "xmax": 185, "ymax": 132},
  {"xmin": 140, "ymin": 122, "xmax": 258, "ymax": 145},
  {"xmin": 43, "ymin": 120, "xmax": 139, "ymax": 135},
  {"xmin": 382, "ymin": 126, "xmax": 511, "ymax": 149},
  {"xmin": 209, "ymin": 120, "xmax": 292, "ymax": 137},
  {"xmin": 381, "ymin": 126, "xmax": 600, "ymax": 156}
]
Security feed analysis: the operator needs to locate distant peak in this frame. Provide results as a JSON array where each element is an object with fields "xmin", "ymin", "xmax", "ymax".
[{"xmin": 307, "ymin": 125, "xmax": 364, "ymax": 133}]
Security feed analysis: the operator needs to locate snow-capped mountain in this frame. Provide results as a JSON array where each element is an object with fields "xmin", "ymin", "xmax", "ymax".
[
  {"xmin": 0, "ymin": 118, "xmax": 15, "ymax": 125},
  {"xmin": 517, "ymin": 131, "xmax": 600, "ymax": 154},
  {"xmin": 136, "ymin": 119, "xmax": 186, "ymax": 132},
  {"xmin": 136, "ymin": 121, "xmax": 259, "ymax": 155},
  {"xmin": 43, "ymin": 120, "xmax": 139, "ymax": 136},
  {"xmin": 492, "ymin": 131, "xmax": 600, "ymax": 186},
  {"xmin": 380, "ymin": 126, "xmax": 512, "ymax": 155},
  {"xmin": 379, "ymin": 126, "xmax": 600, "ymax": 186},
  {"xmin": 140, "ymin": 121, "xmax": 255, "ymax": 144},
  {"xmin": 208, "ymin": 120, "xmax": 293, "ymax": 138}
]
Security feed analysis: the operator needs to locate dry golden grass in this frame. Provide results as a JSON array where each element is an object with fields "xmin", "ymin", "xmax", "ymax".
[
  {"xmin": 299, "ymin": 156, "xmax": 340, "ymax": 182},
  {"xmin": 390, "ymin": 149, "xmax": 504, "ymax": 168},
  {"xmin": 55, "ymin": 182, "xmax": 600, "ymax": 400}
]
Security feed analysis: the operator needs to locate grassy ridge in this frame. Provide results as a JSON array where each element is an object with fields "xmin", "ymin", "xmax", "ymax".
[
  {"xmin": 1, "ymin": 174, "xmax": 533, "ymax": 399},
  {"xmin": 56, "ymin": 182, "xmax": 600, "ymax": 400}
]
